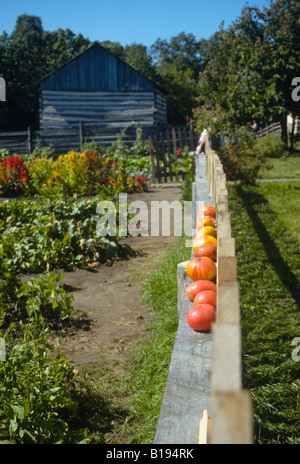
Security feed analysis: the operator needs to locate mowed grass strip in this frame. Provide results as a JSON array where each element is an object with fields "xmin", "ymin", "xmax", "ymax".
[
  {"xmin": 228, "ymin": 181, "xmax": 300, "ymax": 444},
  {"xmin": 124, "ymin": 237, "xmax": 191, "ymax": 444}
]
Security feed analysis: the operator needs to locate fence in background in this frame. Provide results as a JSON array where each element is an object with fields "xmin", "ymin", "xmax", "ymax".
[
  {"xmin": 0, "ymin": 123, "xmax": 198, "ymax": 156},
  {"xmin": 256, "ymin": 122, "xmax": 281, "ymax": 138}
]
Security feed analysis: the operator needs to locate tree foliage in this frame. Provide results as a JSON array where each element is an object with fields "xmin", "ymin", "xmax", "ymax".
[
  {"xmin": 0, "ymin": 15, "xmax": 91, "ymax": 131},
  {"xmin": 197, "ymin": 0, "xmax": 300, "ymax": 146},
  {"xmin": 0, "ymin": 2, "xmax": 299, "ymax": 134}
]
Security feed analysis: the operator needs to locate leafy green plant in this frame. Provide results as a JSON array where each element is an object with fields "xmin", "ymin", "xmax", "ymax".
[
  {"xmin": 219, "ymin": 126, "xmax": 267, "ymax": 185},
  {"xmin": 0, "ymin": 325, "xmax": 92, "ymax": 444},
  {"xmin": 192, "ymin": 103, "xmax": 234, "ymax": 138},
  {"xmin": 0, "ymin": 195, "xmax": 131, "ymax": 274},
  {"xmin": 254, "ymin": 133, "xmax": 286, "ymax": 159},
  {"xmin": 173, "ymin": 146, "xmax": 195, "ymax": 201},
  {"xmin": 0, "ymin": 271, "xmax": 74, "ymax": 329}
]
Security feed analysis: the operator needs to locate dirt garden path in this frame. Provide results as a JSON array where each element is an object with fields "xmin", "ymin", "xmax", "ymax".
[{"xmin": 51, "ymin": 184, "xmax": 183, "ymax": 367}]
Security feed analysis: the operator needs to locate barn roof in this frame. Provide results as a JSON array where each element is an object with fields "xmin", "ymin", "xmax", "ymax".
[{"xmin": 37, "ymin": 42, "xmax": 167, "ymax": 94}]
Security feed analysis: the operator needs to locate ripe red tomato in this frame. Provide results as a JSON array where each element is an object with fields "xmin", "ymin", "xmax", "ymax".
[
  {"xmin": 199, "ymin": 205, "xmax": 216, "ymax": 218},
  {"xmin": 196, "ymin": 216, "xmax": 215, "ymax": 229},
  {"xmin": 194, "ymin": 243, "xmax": 217, "ymax": 261},
  {"xmin": 186, "ymin": 304, "xmax": 216, "ymax": 331},
  {"xmin": 186, "ymin": 280, "xmax": 217, "ymax": 301},
  {"xmin": 193, "ymin": 290, "xmax": 216, "ymax": 307},
  {"xmin": 186, "ymin": 257, "xmax": 216, "ymax": 281},
  {"xmin": 193, "ymin": 235, "xmax": 217, "ymax": 251}
]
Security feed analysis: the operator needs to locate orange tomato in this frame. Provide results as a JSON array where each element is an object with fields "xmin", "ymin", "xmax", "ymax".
[
  {"xmin": 196, "ymin": 216, "xmax": 215, "ymax": 229},
  {"xmin": 199, "ymin": 205, "xmax": 216, "ymax": 218},
  {"xmin": 187, "ymin": 280, "xmax": 217, "ymax": 301},
  {"xmin": 186, "ymin": 257, "xmax": 216, "ymax": 281},
  {"xmin": 194, "ymin": 226, "xmax": 217, "ymax": 240},
  {"xmin": 193, "ymin": 235, "xmax": 217, "ymax": 251},
  {"xmin": 186, "ymin": 304, "xmax": 216, "ymax": 331},
  {"xmin": 194, "ymin": 243, "xmax": 217, "ymax": 261}
]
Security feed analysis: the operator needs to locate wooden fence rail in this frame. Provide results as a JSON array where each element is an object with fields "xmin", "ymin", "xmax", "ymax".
[
  {"xmin": 0, "ymin": 123, "xmax": 198, "ymax": 156},
  {"xmin": 205, "ymin": 137, "xmax": 253, "ymax": 444},
  {"xmin": 256, "ymin": 122, "xmax": 281, "ymax": 138},
  {"xmin": 154, "ymin": 135, "xmax": 253, "ymax": 444},
  {"xmin": 149, "ymin": 126, "xmax": 198, "ymax": 184}
]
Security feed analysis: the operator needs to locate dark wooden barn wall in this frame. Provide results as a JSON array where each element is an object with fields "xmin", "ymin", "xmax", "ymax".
[{"xmin": 39, "ymin": 90, "xmax": 167, "ymax": 129}]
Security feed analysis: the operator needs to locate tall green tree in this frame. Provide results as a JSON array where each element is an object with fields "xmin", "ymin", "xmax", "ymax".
[
  {"xmin": 262, "ymin": 0, "xmax": 300, "ymax": 145},
  {"xmin": 150, "ymin": 32, "xmax": 205, "ymax": 124},
  {"xmin": 44, "ymin": 29, "xmax": 90, "ymax": 74},
  {"xmin": 124, "ymin": 43, "xmax": 158, "ymax": 82},
  {"xmin": 0, "ymin": 15, "xmax": 45, "ymax": 130},
  {"xmin": 197, "ymin": 0, "xmax": 300, "ymax": 146},
  {"xmin": 0, "ymin": 15, "xmax": 91, "ymax": 131}
]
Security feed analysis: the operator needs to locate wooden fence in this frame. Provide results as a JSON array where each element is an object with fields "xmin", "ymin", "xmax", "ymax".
[
  {"xmin": 0, "ymin": 123, "xmax": 198, "ymax": 157},
  {"xmin": 256, "ymin": 121, "xmax": 281, "ymax": 138},
  {"xmin": 154, "ymin": 136, "xmax": 253, "ymax": 444},
  {"xmin": 205, "ymin": 137, "xmax": 253, "ymax": 444},
  {"xmin": 149, "ymin": 126, "xmax": 198, "ymax": 183}
]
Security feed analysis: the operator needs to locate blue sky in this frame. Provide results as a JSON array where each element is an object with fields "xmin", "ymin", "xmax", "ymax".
[{"xmin": 1, "ymin": 0, "xmax": 271, "ymax": 47}]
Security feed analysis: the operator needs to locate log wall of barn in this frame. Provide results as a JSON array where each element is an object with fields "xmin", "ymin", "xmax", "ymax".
[{"xmin": 39, "ymin": 89, "xmax": 166, "ymax": 129}]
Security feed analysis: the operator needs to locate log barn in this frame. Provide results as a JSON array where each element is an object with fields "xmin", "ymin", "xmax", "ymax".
[{"xmin": 37, "ymin": 43, "xmax": 167, "ymax": 130}]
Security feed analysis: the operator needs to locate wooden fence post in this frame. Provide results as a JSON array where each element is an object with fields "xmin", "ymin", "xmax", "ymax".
[
  {"xmin": 149, "ymin": 137, "xmax": 156, "ymax": 184},
  {"xmin": 217, "ymin": 281, "xmax": 240, "ymax": 324},
  {"xmin": 211, "ymin": 323, "xmax": 242, "ymax": 392},
  {"xmin": 160, "ymin": 132, "xmax": 168, "ymax": 182},
  {"xmin": 79, "ymin": 122, "xmax": 83, "ymax": 148},
  {"xmin": 166, "ymin": 130, "xmax": 173, "ymax": 181},
  {"xmin": 172, "ymin": 128, "xmax": 179, "ymax": 181},
  {"xmin": 27, "ymin": 127, "xmax": 32, "ymax": 154},
  {"xmin": 217, "ymin": 256, "xmax": 237, "ymax": 284},
  {"xmin": 153, "ymin": 135, "xmax": 161, "ymax": 183},
  {"xmin": 189, "ymin": 124, "xmax": 195, "ymax": 151},
  {"xmin": 210, "ymin": 390, "xmax": 253, "ymax": 444},
  {"xmin": 216, "ymin": 211, "xmax": 231, "ymax": 241}
]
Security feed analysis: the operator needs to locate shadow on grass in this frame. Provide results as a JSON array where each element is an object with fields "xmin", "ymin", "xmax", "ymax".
[
  {"xmin": 68, "ymin": 386, "xmax": 131, "ymax": 443},
  {"xmin": 236, "ymin": 185, "xmax": 300, "ymax": 308}
]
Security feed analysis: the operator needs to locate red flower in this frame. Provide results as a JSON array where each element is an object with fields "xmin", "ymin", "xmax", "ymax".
[{"xmin": 0, "ymin": 155, "xmax": 29, "ymax": 194}]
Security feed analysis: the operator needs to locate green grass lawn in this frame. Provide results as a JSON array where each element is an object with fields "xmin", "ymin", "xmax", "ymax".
[
  {"xmin": 253, "ymin": 133, "xmax": 300, "ymax": 179},
  {"xmin": 228, "ymin": 181, "xmax": 300, "ymax": 444},
  {"xmin": 258, "ymin": 156, "xmax": 300, "ymax": 179}
]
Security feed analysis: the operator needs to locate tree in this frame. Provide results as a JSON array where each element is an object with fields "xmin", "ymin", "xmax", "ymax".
[
  {"xmin": 0, "ymin": 15, "xmax": 91, "ymax": 131},
  {"xmin": 0, "ymin": 15, "xmax": 46, "ymax": 130},
  {"xmin": 197, "ymin": 0, "xmax": 300, "ymax": 147},
  {"xmin": 150, "ymin": 32, "xmax": 204, "ymax": 79},
  {"xmin": 124, "ymin": 43, "xmax": 157, "ymax": 82},
  {"xmin": 100, "ymin": 40, "xmax": 125, "ymax": 60},
  {"xmin": 44, "ymin": 29, "xmax": 90, "ymax": 73},
  {"xmin": 262, "ymin": 0, "xmax": 300, "ymax": 146},
  {"xmin": 150, "ymin": 32, "xmax": 204, "ymax": 124}
]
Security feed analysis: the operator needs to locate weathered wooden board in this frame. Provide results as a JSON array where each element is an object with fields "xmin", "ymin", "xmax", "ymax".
[
  {"xmin": 154, "ymin": 155, "xmax": 214, "ymax": 444},
  {"xmin": 210, "ymin": 390, "xmax": 253, "ymax": 444}
]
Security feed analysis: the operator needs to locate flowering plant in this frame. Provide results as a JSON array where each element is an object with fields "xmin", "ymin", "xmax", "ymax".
[
  {"xmin": 191, "ymin": 103, "xmax": 234, "ymax": 137},
  {"xmin": 0, "ymin": 156, "xmax": 29, "ymax": 196},
  {"xmin": 134, "ymin": 174, "xmax": 150, "ymax": 192}
]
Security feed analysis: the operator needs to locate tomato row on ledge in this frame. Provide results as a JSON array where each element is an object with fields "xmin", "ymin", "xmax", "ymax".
[{"xmin": 185, "ymin": 205, "xmax": 217, "ymax": 332}]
